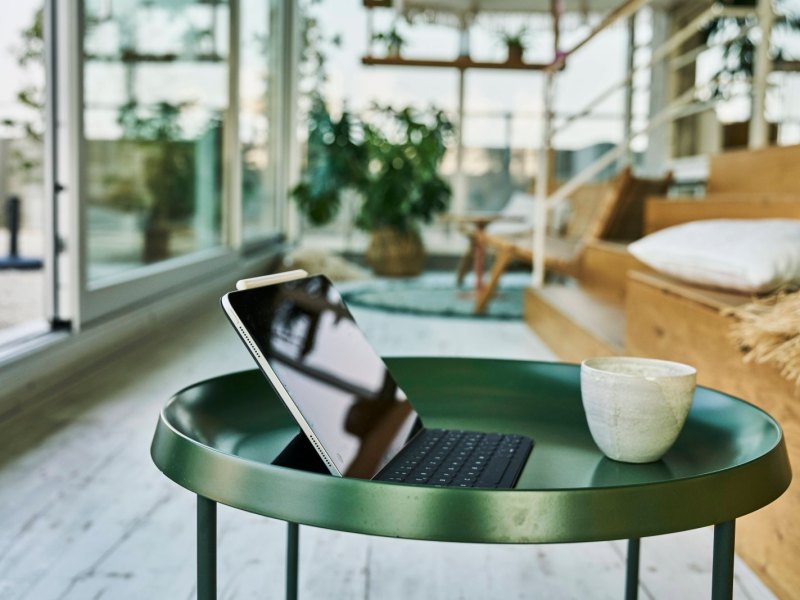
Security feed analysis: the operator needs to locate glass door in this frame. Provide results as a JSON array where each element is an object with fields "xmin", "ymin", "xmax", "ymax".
[
  {"xmin": 77, "ymin": 0, "xmax": 239, "ymax": 325},
  {"xmin": 238, "ymin": 0, "xmax": 289, "ymax": 248},
  {"xmin": 0, "ymin": 0, "xmax": 295, "ymax": 344},
  {"xmin": 0, "ymin": 2, "xmax": 52, "ymax": 347}
]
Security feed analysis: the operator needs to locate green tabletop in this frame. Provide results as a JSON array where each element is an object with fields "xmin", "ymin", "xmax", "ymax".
[{"xmin": 151, "ymin": 358, "xmax": 791, "ymax": 544}]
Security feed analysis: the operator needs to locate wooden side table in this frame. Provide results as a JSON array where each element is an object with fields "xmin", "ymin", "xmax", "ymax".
[{"xmin": 443, "ymin": 213, "xmax": 525, "ymax": 291}]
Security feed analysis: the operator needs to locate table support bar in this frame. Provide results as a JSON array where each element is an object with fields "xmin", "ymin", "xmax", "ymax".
[
  {"xmin": 287, "ymin": 522, "xmax": 299, "ymax": 600},
  {"xmin": 625, "ymin": 538, "xmax": 640, "ymax": 600},
  {"xmin": 712, "ymin": 520, "xmax": 736, "ymax": 600},
  {"xmin": 197, "ymin": 495, "xmax": 217, "ymax": 600}
]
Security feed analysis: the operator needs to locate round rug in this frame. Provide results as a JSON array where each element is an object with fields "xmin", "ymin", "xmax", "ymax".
[{"xmin": 341, "ymin": 278, "xmax": 524, "ymax": 320}]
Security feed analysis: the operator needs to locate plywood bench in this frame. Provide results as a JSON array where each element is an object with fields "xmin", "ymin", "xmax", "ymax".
[
  {"xmin": 644, "ymin": 195, "xmax": 800, "ymax": 234},
  {"xmin": 577, "ymin": 240, "xmax": 652, "ymax": 304},
  {"xmin": 524, "ymin": 144, "xmax": 800, "ymax": 598},
  {"xmin": 705, "ymin": 143, "xmax": 800, "ymax": 195},
  {"xmin": 645, "ymin": 144, "xmax": 800, "ymax": 234},
  {"xmin": 523, "ymin": 282, "xmax": 625, "ymax": 362},
  {"xmin": 625, "ymin": 147, "xmax": 800, "ymax": 597},
  {"xmin": 624, "ymin": 271, "xmax": 800, "ymax": 600}
]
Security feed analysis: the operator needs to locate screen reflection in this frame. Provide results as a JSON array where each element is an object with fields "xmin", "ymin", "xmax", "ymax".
[{"xmin": 229, "ymin": 276, "xmax": 420, "ymax": 478}]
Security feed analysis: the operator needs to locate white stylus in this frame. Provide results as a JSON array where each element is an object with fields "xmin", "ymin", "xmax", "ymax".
[{"xmin": 235, "ymin": 269, "xmax": 309, "ymax": 291}]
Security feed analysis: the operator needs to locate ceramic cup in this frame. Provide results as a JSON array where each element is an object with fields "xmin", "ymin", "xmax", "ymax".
[{"xmin": 580, "ymin": 357, "xmax": 696, "ymax": 463}]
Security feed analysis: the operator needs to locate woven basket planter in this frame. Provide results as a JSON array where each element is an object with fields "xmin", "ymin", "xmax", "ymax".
[{"xmin": 365, "ymin": 227, "xmax": 425, "ymax": 277}]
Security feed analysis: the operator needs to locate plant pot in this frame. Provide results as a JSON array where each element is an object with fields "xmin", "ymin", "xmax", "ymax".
[
  {"xmin": 365, "ymin": 227, "xmax": 425, "ymax": 277},
  {"xmin": 506, "ymin": 44, "xmax": 524, "ymax": 64},
  {"xmin": 143, "ymin": 224, "xmax": 171, "ymax": 263}
]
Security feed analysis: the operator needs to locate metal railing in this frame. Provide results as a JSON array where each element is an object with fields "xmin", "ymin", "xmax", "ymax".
[{"xmin": 531, "ymin": 0, "xmax": 770, "ymax": 287}]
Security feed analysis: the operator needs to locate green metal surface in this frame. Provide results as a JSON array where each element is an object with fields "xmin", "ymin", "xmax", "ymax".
[{"xmin": 151, "ymin": 358, "xmax": 791, "ymax": 544}]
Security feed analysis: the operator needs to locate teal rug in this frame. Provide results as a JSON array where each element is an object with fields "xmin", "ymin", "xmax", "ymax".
[{"xmin": 340, "ymin": 275, "xmax": 525, "ymax": 320}]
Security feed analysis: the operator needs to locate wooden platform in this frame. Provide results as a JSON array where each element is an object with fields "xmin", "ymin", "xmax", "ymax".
[
  {"xmin": 524, "ymin": 283, "xmax": 624, "ymax": 362},
  {"xmin": 578, "ymin": 240, "xmax": 652, "ymax": 303},
  {"xmin": 644, "ymin": 143, "xmax": 800, "ymax": 234},
  {"xmin": 522, "ymin": 144, "xmax": 800, "ymax": 598},
  {"xmin": 707, "ymin": 143, "xmax": 800, "ymax": 195},
  {"xmin": 625, "ymin": 271, "xmax": 800, "ymax": 600},
  {"xmin": 523, "ymin": 269, "xmax": 797, "ymax": 600},
  {"xmin": 644, "ymin": 196, "xmax": 800, "ymax": 234},
  {"xmin": 521, "ymin": 239, "xmax": 649, "ymax": 361}
]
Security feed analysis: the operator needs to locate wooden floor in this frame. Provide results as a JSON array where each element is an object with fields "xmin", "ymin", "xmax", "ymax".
[{"xmin": 0, "ymin": 294, "xmax": 776, "ymax": 599}]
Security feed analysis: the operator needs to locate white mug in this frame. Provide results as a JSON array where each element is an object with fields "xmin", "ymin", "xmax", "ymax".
[{"xmin": 580, "ymin": 357, "xmax": 696, "ymax": 463}]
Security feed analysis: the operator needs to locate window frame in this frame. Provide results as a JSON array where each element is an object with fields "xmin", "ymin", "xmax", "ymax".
[{"xmin": 57, "ymin": 0, "xmax": 294, "ymax": 328}]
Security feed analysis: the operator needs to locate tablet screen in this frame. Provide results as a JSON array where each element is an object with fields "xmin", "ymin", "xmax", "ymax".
[{"xmin": 226, "ymin": 275, "xmax": 421, "ymax": 478}]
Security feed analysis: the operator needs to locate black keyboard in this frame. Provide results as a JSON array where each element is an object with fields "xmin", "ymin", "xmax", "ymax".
[{"xmin": 375, "ymin": 429, "xmax": 533, "ymax": 489}]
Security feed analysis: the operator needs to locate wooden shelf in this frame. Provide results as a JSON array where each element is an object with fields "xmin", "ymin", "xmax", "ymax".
[
  {"xmin": 774, "ymin": 59, "xmax": 800, "ymax": 72},
  {"xmin": 361, "ymin": 55, "xmax": 549, "ymax": 71},
  {"xmin": 86, "ymin": 52, "xmax": 224, "ymax": 64}
]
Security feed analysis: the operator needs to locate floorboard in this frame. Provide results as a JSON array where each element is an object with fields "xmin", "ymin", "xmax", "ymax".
[{"xmin": 0, "ymin": 294, "xmax": 775, "ymax": 599}]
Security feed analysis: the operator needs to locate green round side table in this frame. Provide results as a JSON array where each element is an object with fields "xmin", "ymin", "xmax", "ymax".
[{"xmin": 150, "ymin": 358, "xmax": 791, "ymax": 600}]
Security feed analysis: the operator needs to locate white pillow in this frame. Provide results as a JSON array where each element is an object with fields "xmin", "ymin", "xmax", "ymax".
[
  {"xmin": 628, "ymin": 219, "xmax": 800, "ymax": 292},
  {"xmin": 485, "ymin": 193, "xmax": 571, "ymax": 237},
  {"xmin": 487, "ymin": 192, "xmax": 535, "ymax": 236}
]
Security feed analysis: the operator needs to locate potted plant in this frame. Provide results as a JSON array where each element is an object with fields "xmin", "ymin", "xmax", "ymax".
[
  {"xmin": 291, "ymin": 101, "xmax": 453, "ymax": 276},
  {"xmin": 372, "ymin": 26, "xmax": 406, "ymax": 58},
  {"xmin": 115, "ymin": 101, "xmax": 197, "ymax": 262},
  {"xmin": 291, "ymin": 98, "xmax": 367, "ymax": 227},
  {"xmin": 359, "ymin": 107, "xmax": 453, "ymax": 276},
  {"xmin": 500, "ymin": 27, "xmax": 528, "ymax": 63}
]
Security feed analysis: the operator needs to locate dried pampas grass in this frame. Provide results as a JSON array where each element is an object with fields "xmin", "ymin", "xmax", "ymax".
[{"xmin": 723, "ymin": 288, "xmax": 800, "ymax": 386}]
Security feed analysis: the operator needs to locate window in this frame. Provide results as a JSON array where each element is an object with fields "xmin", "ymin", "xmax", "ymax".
[
  {"xmin": 0, "ymin": 0, "xmax": 294, "ymax": 343},
  {"xmin": 240, "ymin": 0, "xmax": 281, "ymax": 241},
  {"xmin": 0, "ymin": 3, "xmax": 49, "ymax": 345},
  {"xmin": 83, "ymin": 0, "xmax": 230, "ymax": 282}
]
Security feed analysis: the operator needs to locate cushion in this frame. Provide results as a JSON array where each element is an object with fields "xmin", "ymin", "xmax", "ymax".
[
  {"xmin": 486, "ymin": 193, "xmax": 571, "ymax": 237},
  {"xmin": 486, "ymin": 192, "xmax": 534, "ymax": 236},
  {"xmin": 627, "ymin": 219, "xmax": 800, "ymax": 293}
]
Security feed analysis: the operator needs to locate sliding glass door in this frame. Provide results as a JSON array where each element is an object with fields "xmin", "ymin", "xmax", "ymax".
[
  {"xmin": 83, "ymin": 0, "xmax": 229, "ymax": 282},
  {"xmin": 0, "ymin": 2, "xmax": 51, "ymax": 347},
  {"xmin": 239, "ymin": 0, "xmax": 281, "ymax": 244},
  {"xmin": 0, "ymin": 0, "xmax": 294, "ymax": 350},
  {"xmin": 66, "ymin": 0, "xmax": 289, "ymax": 326}
]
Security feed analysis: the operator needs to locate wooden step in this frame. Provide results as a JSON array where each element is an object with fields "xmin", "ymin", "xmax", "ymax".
[
  {"xmin": 644, "ymin": 197, "xmax": 800, "ymax": 234},
  {"xmin": 578, "ymin": 240, "xmax": 652, "ymax": 304},
  {"xmin": 523, "ymin": 282, "xmax": 624, "ymax": 363},
  {"xmin": 708, "ymin": 143, "xmax": 800, "ymax": 195}
]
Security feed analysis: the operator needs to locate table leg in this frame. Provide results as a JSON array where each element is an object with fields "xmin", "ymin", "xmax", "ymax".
[
  {"xmin": 197, "ymin": 495, "xmax": 217, "ymax": 600},
  {"xmin": 456, "ymin": 237, "xmax": 475, "ymax": 287},
  {"xmin": 712, "ymin": 521, "xmax": 735, "ymax": 600},
  {"xmin": 625, "ymin": 538, "xmax": 640, "ymax": 600},
  {"xmin": 287, "ymin": 522, "xmax": 299, "ymax": 600},
  {"xmin": 474, "ymin": 240, "xmax": 486, "ymax": 292}
]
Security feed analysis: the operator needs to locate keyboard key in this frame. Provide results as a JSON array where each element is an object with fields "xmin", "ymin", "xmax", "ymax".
[
  {"xmin": 378, "ymin": 429, "xmax": 531, "ymax": 489},
  {"xmin": 475, "ymin": 456, "xmax": 511, "ymax": 487}
]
